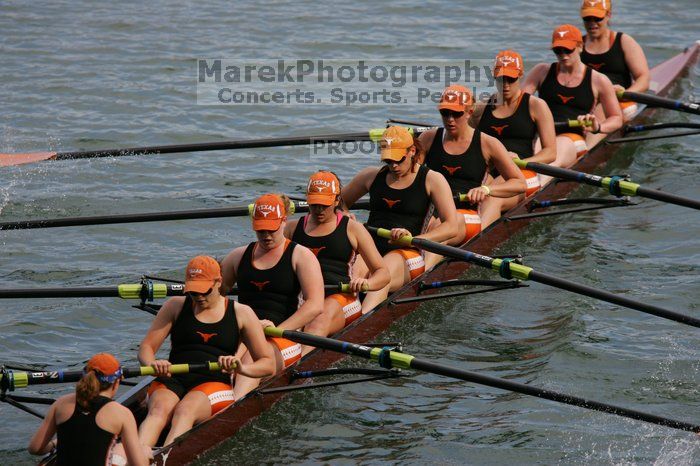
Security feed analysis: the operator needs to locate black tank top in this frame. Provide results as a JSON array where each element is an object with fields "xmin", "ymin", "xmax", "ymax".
[
  {"xmin": 292, "ymin": 214, "xmax": 354, "ymax": 294},
  {"xmin": 367, "ymin": 164, "xmax": 431, "ymax": 256},
  {"xmin": 539, "ymin": 63, "xmax": 594, "ymax": 135},
  {"xmin": 479, "ymin": 93, "xmax": 536, "ymax": 158},
  {"xmin": 425, "ymin": 127, "xmax": 487, "ymax": 208},
  {"xmin": 237, "ymin": 240, "xmax": 301, "ymax": 325},
  {"xmin": 56, "ymin": 396, "xmax": 115, "ymax": 466},
  {"xmin": 169, "ymin": 297, "xmax": 240, "ymax": 386},
  {"xmin": 581, "ymin": 32, "xmax": 632, "ymax": 89}
]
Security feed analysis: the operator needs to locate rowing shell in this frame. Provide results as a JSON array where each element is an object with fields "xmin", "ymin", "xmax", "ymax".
[{"xmin": 40, "ymin": 41, "xmax": 700, "ymax": 466}]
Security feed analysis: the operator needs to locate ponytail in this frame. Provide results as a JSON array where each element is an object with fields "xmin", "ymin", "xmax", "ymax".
[{"xmin": 75, "ymin": 370, "xmax": 112, "ymax": 410}]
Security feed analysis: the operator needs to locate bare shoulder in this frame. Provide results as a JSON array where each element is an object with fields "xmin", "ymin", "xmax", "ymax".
[
  {"xmin": 233, "ymin": 301, "xmax": 258, "ymax": 323},
  {"xmin": 417, "ymin": 127, "xmax": 438, "ymax": 145}
]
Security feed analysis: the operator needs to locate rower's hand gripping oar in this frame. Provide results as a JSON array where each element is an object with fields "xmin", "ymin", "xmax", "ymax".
[
  {"xmin": 368, "ymin": 227, "xmax": 700, "ymax": 328},
  {"xmin": 618, "ymin": 90, "xmax": 700, "ymax": 116},
  {"xmin": 264, "ymin": 327, "xmax": 700, "ymax": 434},
  {"xmin": 0, "ymin": 362, "xmax": 223, "ymax": 390},
  {"xmin": 0, "ymin": 126, "xmax": 433, "ymax": 168},
  {"xmin": 553, "ymin": 120, "xmax": 592, "ymax": 131},
  {"xmin": 513, "ymin": 159, "xmax": 700, "ymax": 211}
]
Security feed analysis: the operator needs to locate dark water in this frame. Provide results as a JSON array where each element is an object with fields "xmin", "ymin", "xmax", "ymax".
[{"xmin": 1, "ymin": 1, "xmax": 698, "ymax": 464}]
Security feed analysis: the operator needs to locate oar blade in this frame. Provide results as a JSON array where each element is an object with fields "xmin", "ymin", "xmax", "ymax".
[{"xmin": 0, "ymin": 151, "xmax": 58, "ymax": 167}]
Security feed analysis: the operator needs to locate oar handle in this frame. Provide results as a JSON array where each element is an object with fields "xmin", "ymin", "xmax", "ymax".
[
  {"xmin": 370, "ymin": 227, "xmax": 414, "ymax": 248},
  {"xmin": 554, "ymin": 120, "xmax": 592, "ymax": 130}
]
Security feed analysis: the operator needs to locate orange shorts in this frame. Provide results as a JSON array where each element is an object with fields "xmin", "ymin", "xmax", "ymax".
[
  {"xmin": 268, "ymin": 336, "xmax": 302, "ymax": 367},
  {"xmin": 560, "ymin": 132, "xmax": 587, "ymax": 158},
  {"xmin": 520, "ymin": 168, "xmax": 541, "ymax": 196},
  {"xmin": 148, "ymin": 380, "xmax": 235, "ymax": 415},
  {"xmin": 620, "ymin": 100, "xmax": 638, "ymax": 120},
  {"xmin": 329, "ymin": 292, "xmax": 362, "ymax": 327},
  {"xmin": 457, "ymin": 209, "xmax": 481, "ymax": 241},
  {"xmin": 389, "ymin": 248, "xmax": 425, "ymax": 280}
]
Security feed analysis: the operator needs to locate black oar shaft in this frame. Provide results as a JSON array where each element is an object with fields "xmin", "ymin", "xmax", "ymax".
[
  {"xmin": 635, "ymin": 186, "xmax": 700, "ymax": 210},
  {"xmin": 620, "ymin": 91, "xmax": 700, "ymax": 115},
  {"xmin": 266, "ymin": 328, "xmax": 700, "ymax": 433},
  {"xmin": 624, "ymin": 122, "xmax": 700, "ymax": 133}
]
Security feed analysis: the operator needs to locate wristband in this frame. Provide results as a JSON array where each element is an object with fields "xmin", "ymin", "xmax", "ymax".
[{"xmin": 480, "ymin": 185, "xmax": 491, "ymax": 196}]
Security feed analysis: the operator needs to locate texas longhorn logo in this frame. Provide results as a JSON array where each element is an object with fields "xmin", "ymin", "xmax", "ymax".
[
  {"xmin": 309, "ymin": 246, "xmax": 326, "ymax": 257},
  {"xmin": 187, "ymin": 268, "xmax": 203, "ymax": 278},
  {"xmin": 197, "ymin": 331, "xmax": 218, "ymax": 343},
  {"xmin": 442, "ymin": 165, "xmax": 461, "ymax": 176},
  {"xmin": 490, "ymin": 125, "xmax": 509, "ymax": 136},
  {"xmin": 383, "ymin": 198, "xmax": 401, "ymax": 208},
  {"xmin": 558, "ymin": 94, "xmax": 575, "ymax": 104},
  {"xmin": 251, "ymin": 280, "xmax": 270, "ymax": 291},
  {"xmin": 255, "ymin": 204, "xmax": 281, "ymax": 218},
  {"xmin": 308, "ymin": 179, "xmax": 337, "ymax": 193},
  {"xmin": 557, "ymin": 30, "xmax": 569, "ymax": 38}
]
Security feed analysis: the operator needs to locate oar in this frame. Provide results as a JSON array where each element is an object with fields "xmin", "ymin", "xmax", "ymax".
[
  {"xmin": 367, "ymin": 227, "xmax": 700, "ymax": 328},
  {"xmin": 554, "ymin": 120, "xmax": 591, "ymax": 131},
  {"xmin": 0, "ymin": 362, "xmax": 223, "ymax": 390},
  {"xmin": 513, "ymin": 159, "xmax": 700, "ymax": 211},
  {"xmin": 0, "ymin": 282, "xmax": 354, "ymax": 300},
  {"xmin": 618, "ymin": 90, "xmax": 700, "ymax": 115},
  {"xmin": 624, "ymin": 122, "xmax": 700, "ymax": 133},
  {"xmin": 0, "ymin": 199, "xmax": 371, "ymax": 231},
  {"xmin": 607, "ymin": 130, "xmax": 700, "ymax": 144},
  {"xmin": 264, "ymin": 327, "xmax": 700, "ymax": 433}
]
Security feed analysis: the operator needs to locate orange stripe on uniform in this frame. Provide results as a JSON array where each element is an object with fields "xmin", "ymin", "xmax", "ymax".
[
  {"xmin": 391, "ymin": 248, "xmax": 426, "ymax": 280},
  {"xmin": 190, "ymin": 381, "xmax": 236, "ymax": 415},
  {"xmin": 520, "ymin": 169, "xmax": 541, "ymax": 196},
  {"xmin": 560, "ymin": 132, "xmax": 588, "ymax": 158},
  {"xmin": 268, "ymin": 336, "xmax": 302, "ymax": 367},
  {"xmin": 457, "ymin": 209, "xmax": 481, "ymax": 241},
  {"xmin": 329, "ymin": 292, "xmax": 362, "ymax": 327}
]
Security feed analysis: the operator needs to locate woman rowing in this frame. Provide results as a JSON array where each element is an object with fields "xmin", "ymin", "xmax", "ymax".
[
  {"xmin": 220, "ymin": 193, "xmax": 324, "ymax": 395},
  {"xmin": 471, "ymin": 50, "xmax": 556, "ymax": 220},
  {"xmin": 579, "ymin": 0, "xmax": 649, "ymax": 123},
  {"xmin": 284, "ymin": 171, "xmax": 390, "ymax": 340},
  {"xmin": 28, "ymin": 353, "xmax": 149, "ymax": 466},
  {"xmin": 522, "ymin": 24, "xmax": 622, "ymax": 173},
  {"xmin": 342, "ymin": 125, "xmax": 461, "ymax": 311},
  {"xmin": 137, "ymin": 256, "xmax": 275, "ymax": 447},
  {"xmin": 418, "ymin": 85, "xmax": 526, "ymax": 242}
]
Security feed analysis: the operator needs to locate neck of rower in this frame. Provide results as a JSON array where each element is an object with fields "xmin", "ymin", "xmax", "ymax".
[
  {"xmin": 444, "ymin": 121, "xmax": 473, "ymax": 142},
  {"xmin": 502, "ymin": 88, "xmax": 522, "ymax": 106}
]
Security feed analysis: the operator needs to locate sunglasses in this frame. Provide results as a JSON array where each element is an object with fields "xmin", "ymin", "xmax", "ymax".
[
  {"xmin": 583, "ymin": 16, "xmax": 605, "ymax": 23},
  {"xmin": 383, "ymin": 156, "xmax": 407, "ymax": 166},
  {"xmin": 187, "ymin": 287, "xmax": 213, "ymax": 298},
  {"xmin": 496, "ymin": 76, "xmax": 519, "ymax": 84},
  {"xmin": 439, "ymin": 109, "xmax": 465, "ymax": 119},
  {"xmin": 553, "ymin": 47, "xmax": 575, "ymax": 56}
]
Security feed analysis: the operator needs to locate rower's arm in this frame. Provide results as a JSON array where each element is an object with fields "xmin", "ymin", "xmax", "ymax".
[
  {"xmin": 521, "ymin": 63, "xmax": 548, "ymax": 95},
  {"xmin": 236, "ymin": 303, "xmax": 275, "ymax": 378},
  {"xmin": 529, "ymin": 96, "xmax": 556, "ymax": 164},
  {"xmin": 341, "ymin": 167, "xmax": 376, "ymax": 208},
  {"xmin": 220, "ymin": 247, "xmax": 245, "ymax": 295},
  {"xmin": 420, "ymin": 170, "xmax": 460, "ymax": 244},
  {"xmin": 348, "ymin": 219, "xmax": 390, "ymax": 291},
  {"xmin": 28, "ymin": 399, "xmax": 59, "ymax": 455},
  {"xmin": 280, "ymin": 245, "xmax": 324, "ymax": 331},
  {"xmin": 416, "ymin": 128, "xmax": 437, "ymax": 164},
  {"xmin": 138, "ymin": 298, "xmax": 179, "ymax": 365},
  {"xmin": 283, "ymin": 218, "xmax": 299, "ymax": 240},
  {"xmin": 620, "ymin": 34, "xmax": 650, "ymax": 93},
  {"xmin": 593, "ymin": 71, "xmax": 623, "ymax": 134},
  {"xmin": 115, "ymin": 405, "xmax": 148, "ymax": 466},
  {"xmin": 483, "ymin": 135, "xmax": 527, "ymax": 197}
]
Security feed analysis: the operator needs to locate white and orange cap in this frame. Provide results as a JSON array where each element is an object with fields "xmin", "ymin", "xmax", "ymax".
[
  {"xmin": 306, "ymin": 171, "xmax": 341, "ymax": 206},
  {"xmin": 251, "ymin": 193, "xmax": 287, "ymax": 231},
  {"xmin": 580, "ymin": 0, "xmax": 611, "ymax": 18},
  {"xmin": 437, "ymin": 85, "xmax": 474, "ymax": 112},
  {"xmin": 493, "ymin": 50, "xmax": 524, "ymax": 79},
  {"xmin": 551, "ymin": 24, "xmax": 583, "ymax": 50},
  {"xmin": 84, "ymin": 353, "xmax": 122, "ymax": 383},
  {"xmin": 380, "ymin": 126, "xmax": 415, "ymax": 162},
  {"xmin": 184, "ymin": 255, "xmax": 221, "ymax": 293}
]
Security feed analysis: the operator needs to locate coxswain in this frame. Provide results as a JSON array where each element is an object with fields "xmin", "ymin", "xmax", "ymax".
[
  {"xmin": 342, "ymin": 126, "xmax": 461, "ymax": 311},
  {"xmin": 137, "ymin": 256, "xmax": 275, "ymax": 447},
  {"xmin": 418, "ymin": 85, "xmax": 526, "ymax": 246},
  {"xmin": 522, "ymin": 24, "xmax": 622, "ymax": 176},
  {"xmin": 220, "ymin": 193, "xmax": 324, "ymax": 396},
  {"xmin": 284, "ymin": 171, "xmax": 390, "ymax": 342},
  {"xmin": 28, "ymin": 353, "xmax": 149, "ymax": 466},
  {"xmin": 579, "ymin": 0, "xmax": 649, "ymax": 123},
  {"xmin": 471, "ymin": 50, "xmax": 556, "ymax": 219}
]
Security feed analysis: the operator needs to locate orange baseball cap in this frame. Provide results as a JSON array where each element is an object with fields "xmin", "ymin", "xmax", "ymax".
[
  {"xmin": 551, "ymin": 24, "xmax": 583, "ymax": 50},
  {"xmin": 437, "ymin": 85, "xmax": 474, "ymax": 112},
  {"xmin": 85, "ymin": 353, "xmax": 122, "ymax": 383},
  {"xmin": 380, "ymin": 126, "xmax": 414, "ymax": 161},
  {"xmin": 184, "ymin": 255, "xmax": 221, "ymax": 293},
  {"xmin": 251, "ymin": 193, "xmax": 287, "ymax": 231},
  {"xmin": 306, "ymin": 171, "xmax": 341, "ymax": 206},
  {"xmin": 580, "ymin": 0, "xmax": 610, "ymax": 18},
  {"xmin": 494, "ymin": 50, "xmax": 524, "ymax": 78}
]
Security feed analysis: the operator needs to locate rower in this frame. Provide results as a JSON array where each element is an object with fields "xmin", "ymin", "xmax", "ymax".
[
  {"xmin": 28, "ymin": 353, "xmax": 149, "ymax": 466},
  {"xmin": 284, "ymin": 171, "xmax": 390, "ymax": 341},
  {"xmin": 579, "ymin": 0, "xmax": 650, "ymax": 123},
  {"xmin": 137, "ymin": 256, "xmax": 275, "ymax": 447},
  {"xmin": 522, "ymin": 24, "xmax": 623, "ymax": 176},
  {"xmin": 220, "ymin": 193, "xmax": 324, "ymax": 396},
  {"xmin": 472, "ymin": 50, "xmax": 556, "ymax": 220},
  {"xmin": 418, "ymin": 85, "xmax": 526, "ymax": 243},
  {"xmin": 342, "ymin": 126, "xmax": 461, "ymax": 312}
]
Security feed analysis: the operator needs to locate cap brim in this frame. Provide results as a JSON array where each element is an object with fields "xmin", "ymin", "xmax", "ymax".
[
  {"xmin": 580, "ymin": 8, "xmax": 606, "ymax": 18},
  {"xmin": 306, "ymin": 193, "xmax": 335, "ymax": 206},
  {"xmin": 552, "ymin": 39, "xmax": 580, "ymax": 50},
  {"xmin": 494, "ymin": 68, "xmax": 521, "ymax": 79},
  {"xmin": 380, "ymin": 148, "xmax": 408, "ymax": 161},
  {"xmin": 437, "ymin": 102, "xmax": 466, "ymax": 112},
  {"xmin": 252, "ymin": 218, "xmax": 283, "ymax": 231},
  {"xmin": 184, "ymin": 279, "xmax": 216, "ymax": 293}
]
